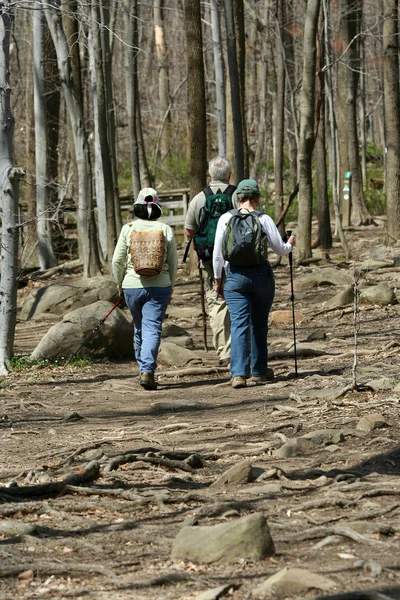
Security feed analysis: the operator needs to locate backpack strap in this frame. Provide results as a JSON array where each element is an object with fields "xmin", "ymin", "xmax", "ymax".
[
  {"xmin": 183, "ymin": 237, "xmax": 193, "ymax": 263},
  {"xmin": 203, "ymin": 186, "xmax": 213, "ymax": 198},
  {"xmin": 224, "ymin": 184, "xmax": 237, "ymax": 197}
]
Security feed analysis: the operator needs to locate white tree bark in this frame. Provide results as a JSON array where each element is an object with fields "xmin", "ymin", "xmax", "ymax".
[
  {"xmin": 0, "ymin": 1, "xmax": 24, "ymax": 375},
  {"xmin": 210, "ymin": 0, "xmax": 226, "ymax": 156},
  {"xmin": 33, "ymin": 1, "xmax": 57, "ymax": 271},
  {"xmin": 42, "ymin": 0, "xmax": 101, "ymax": 278}
]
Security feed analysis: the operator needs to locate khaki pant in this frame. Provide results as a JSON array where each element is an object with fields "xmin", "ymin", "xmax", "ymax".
[{"xmin": 201, "ymin": 264, "xmax": 231, "ymax": 361}]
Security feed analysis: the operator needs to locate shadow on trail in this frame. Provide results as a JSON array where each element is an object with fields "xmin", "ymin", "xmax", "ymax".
[
  {"xmin": 317, "ymin": 586, "xmax": 400, "ymax": 600},
  {"xmin": 285, "ymin": 444, "xmax": 400, "ymax": 480}
]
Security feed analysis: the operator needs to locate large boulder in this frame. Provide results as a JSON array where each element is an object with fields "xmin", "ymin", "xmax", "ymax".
[
  {"xmin": 21, "ymin": 277, "xmax": 118, "ymax": 321},
  {"xmin": 360, "ymin": 284, "xmax": 397, "ymax": 306},
  {"xmin": 292, "ymin": 267, "xmax": 349, "ymax": 292},
  {"xmin": 171, "ymin": 513, "xmax": 275, "ymax": 564},
  {"xmin": 30, "ymin": 301, "xmax": 133, "ymax": 360}
]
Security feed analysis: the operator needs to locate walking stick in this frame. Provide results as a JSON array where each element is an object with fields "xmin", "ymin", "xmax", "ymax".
[
  {"xmin": 285, "ymin": 230, "xmax": 298, "ymax": 376},
  {"xmin": 198, "ymin": 265, "xmax": 208, "ymax": 352},
  {"xmin": 65, "ymin": 295, "xmax": 125, "ymax": 366}
]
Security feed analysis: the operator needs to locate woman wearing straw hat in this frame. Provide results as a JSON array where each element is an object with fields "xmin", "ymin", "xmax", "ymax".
[{"xmin": 112, "ymin": 188, "xmax": 178, "ymax": 390}]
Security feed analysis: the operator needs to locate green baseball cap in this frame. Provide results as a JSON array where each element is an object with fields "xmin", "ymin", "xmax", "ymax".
[{"xmin": 236, "ymin": 179, "xmax": 260, "ymax": 195}]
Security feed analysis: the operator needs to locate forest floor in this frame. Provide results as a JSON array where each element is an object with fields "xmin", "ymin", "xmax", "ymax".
[{"xmin": 1, "ymin": 220, "xmax": 400, "ymax": 600}]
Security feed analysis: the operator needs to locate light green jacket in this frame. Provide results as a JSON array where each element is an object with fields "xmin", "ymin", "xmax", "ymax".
[{"xmin": 112, "ymin": 220, "xmax": 178, "ymax": 289}]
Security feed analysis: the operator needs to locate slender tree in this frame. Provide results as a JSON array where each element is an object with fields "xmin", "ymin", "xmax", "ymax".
[
  {"xmin": 183, "ymin": 0, "xmax": 207, "ymax": 196},
  {"xmin": 0, "ymin": 0, "xmax": 24, "ymax": 375},
  {"xmin": 297, "ymin": 0, "xmax": 321, "ymax": 262},
  {"xmin": 383, "ymin": 0, "xmax": 400, "ymax": 243},
  {"xmin": 154, "ymin": 0, "xmax": 171, "ymax": 160},
  {"xmin": 210, "ymin": 0, "xmax": 226, "ymax": 156},
  {"xmin": 42, "ymin": 0, "xmax": 102, "ymax": 277}
]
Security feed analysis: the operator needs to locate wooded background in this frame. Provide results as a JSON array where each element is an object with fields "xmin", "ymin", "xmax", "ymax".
[{"xmin": 1, "ymin": 0, "xmax": 400, "ymax": 372}]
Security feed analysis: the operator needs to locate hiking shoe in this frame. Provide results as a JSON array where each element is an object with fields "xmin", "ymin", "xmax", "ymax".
[
  {"xmin": 231, "ymin": 376, "xmax": 246, "ymax": 389},
  {"xmin": 140, "ymin": 372, "xmax": 157, "ymax": 390},
  {"xmin": 249, "ymin": 368, "xmax": 274, "ymax": 383}
]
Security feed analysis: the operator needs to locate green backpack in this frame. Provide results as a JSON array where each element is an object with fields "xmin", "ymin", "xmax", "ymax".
[
  {"xmin": 222, "ymin": 209, "xmax": 268, "ymax": 267},
  {"xmin": 192, "ymin": 185, "xmax": 236, "ymax": 262}
]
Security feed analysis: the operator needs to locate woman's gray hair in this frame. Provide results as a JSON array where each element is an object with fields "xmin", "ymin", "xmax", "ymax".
[{"xmin": 208, "ymin": 156, "xmax": 232, "ymax": 181}]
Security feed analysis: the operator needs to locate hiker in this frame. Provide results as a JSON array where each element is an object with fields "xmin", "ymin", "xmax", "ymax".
[
  {"xmin": 213, "ymin": 179, "xmax": 296, "ymax": 389},
  {"xmin": 112, "ymin": 188, "xmax": 178, "ymax": 390},
  {"xmin": 184, "ymin": 156, "xmax": 237, "ymax": 364}
]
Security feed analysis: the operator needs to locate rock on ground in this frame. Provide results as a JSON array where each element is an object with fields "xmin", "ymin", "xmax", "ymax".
[
  {"xmin": 30, "ymin": 301, "xmax": 133, "ymax": 360},
  {"xmin": 253, "ymin": 567, "xmax": 337, "ymax": 597},
  {"xmin": 171, "ymin": 513, "xmax": 275, "ymax": 564},
  {"xmin": 20, "ymin": 277, "xmax": 118, "ymax": 320}
]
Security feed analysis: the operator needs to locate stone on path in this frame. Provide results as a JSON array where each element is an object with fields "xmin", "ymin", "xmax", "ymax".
[
  {"xmin": 323, "ymin": 287, "xmax": 354, "ymax": 310},
  {"xmin": 30, "ymin": 301, "xmax": 132, "ymax": 360},
  {"xmin": 356, "ymin": 413, "xmax": 389, "ymax": 432},
  {"xmin": 171, "ymin": 513, "xmax": 275, "ymax": 564},
  {"xmin": 269, "ymin": 310, "xmax": 304, "ymax": 326},
  {"xmin": 21, "ymin": 277, "xmax": 118, "ymax": 320},
  {"xmin": 158, "ymin": 342, "xmax": 203, "ymax": 367},
  {"xmin": 166, "ymin": 306, "xmax": 203, "ymax": 319},
  {"xmin": 275, "ymin": 438, "xmax": 314, "ymax": 458},
  {"xmin": 211, "ymin": 461, "xmax": 253, "ymax": 487},
  {"xmin": 253, "ymin": 567, "xmax": 336, "ymax": 597},
  {"xmin": 292, "ymin": 267, "xmax": 348, "ymax": 292},
  {"xmin": 162, "ymin": 323, "xmax": 189, "ymax": 337},
  {"xmin": 365, "ymin": 378, "xmax": 394, "ymax": 392},
  {"xmin": 360, "ymin": 284, "xmax": 397, "ymax": 306}
]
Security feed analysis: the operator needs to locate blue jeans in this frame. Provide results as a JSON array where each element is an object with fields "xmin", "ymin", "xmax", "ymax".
[
  {"xmin": 224, "ymin": 263, "xmax": 275, "ymax": 378},
  {"xmin": 124, "ymin": 287, "xmax": 171, "ymax": 375}
]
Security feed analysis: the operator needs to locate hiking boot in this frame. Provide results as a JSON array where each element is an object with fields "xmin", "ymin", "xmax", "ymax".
[
  {"xmin": 140, "ymin": 372, "xmax": 157, "ymax": 390},
  {"xmin": 231, "ymin": 376, "xmax": 246, "ymax": 389},
  {"xmin": 249, "ymin": 368, "xmax": 274, "ymax": 384}
]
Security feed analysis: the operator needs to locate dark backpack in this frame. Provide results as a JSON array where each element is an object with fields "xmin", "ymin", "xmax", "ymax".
[
  {"xmin": 222, "ymin": 209, "xmax": 268, "ymax": 267},
  {"xmin": 191, "ymin": 185, "xmax": 236, "ymax": 262}
]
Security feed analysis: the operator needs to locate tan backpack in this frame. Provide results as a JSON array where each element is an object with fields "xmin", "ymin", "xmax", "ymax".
[{"xmin": 129, "ymin": 227, "xmax": 165, "ymax": 277}]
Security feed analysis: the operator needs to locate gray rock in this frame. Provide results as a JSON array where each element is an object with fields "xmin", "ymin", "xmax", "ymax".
[
  {"xmin": 165, "ymin": 306, "xmax": 203, "ymax": 319},
  {"xmin": 237, "ymin": 483, "xmax": 282, "ymax": 496},
  {"xmin": 30, "ymin": 301, "xmax": 133, "ymax": 360},
  {"xmin": 158, "ymin": 342, "xmax": 203, "ymax": 367},
  {"xmin": 323, "ymin": 287, "xmax": 354, "ymax": 310},
  {"xmin": 293, "ymin": 267, "xmax": 349, "ymax": 292},
  {"xmin": 171, "ymin": 513, "xmax": 275, "ymax": 564},
  {"xmin": 275, "ymin": 437, "xmax": 314, "ymax": 458},
  {"xmin": 162, "ymin": 336, "xmax": 194, "ymax": 348},
  {"xmin": 356, "ymin": 413, "xmax": 389, "ymax": 432},
  {"xmin": 253, "ymin": 567, "xmax": 336, "ymax": 597},
  {"xmin": 301, "ymin": 387, "xmax": 344, "ymax": 399},
  {"xmin": 162, "ymin": 323, "xmax": 189, "ymax": 338},
  {"xmin": 21, "ymin": 277, "xmax": 118, "ymax": 320},
  {"xmin": 194, "ymin": 584, "xmax": 239, "ymax": 600},
  {"xmin": 302, "ymin": 429, "xmax": 345, "ymax": 445},
  {"xmin": 360, "ymin": 284, "xmax": 397, "ymax": 306},
  {"xmin": 366, "ymin": 378, "xmax": 394, "ymax": 392},
  {"xmin": 211, "ymin": 461, "xmax": 253, "ymax": 487},
  {"xmin": 394, "ymin": 382, "xmax": 400, "ymax": 393}
]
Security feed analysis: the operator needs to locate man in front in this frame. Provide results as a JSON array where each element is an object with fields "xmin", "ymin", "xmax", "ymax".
[{"xmin": 184, "ymin": 156, "xmax": 236, "ymax": 364}]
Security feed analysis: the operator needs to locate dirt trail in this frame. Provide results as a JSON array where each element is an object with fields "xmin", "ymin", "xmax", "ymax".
[{"xmin": 1, "ymin": 223, "xmax": 400, "ymax": 600}]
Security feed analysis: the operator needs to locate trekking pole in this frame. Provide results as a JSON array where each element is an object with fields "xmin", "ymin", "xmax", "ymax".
[
  {"xmin": 285, "ymin": 230, "xmax": 298, "ymax": 376},
  {"xmin": 65, "ymin": 295, "xmax": 125, "ymax": 366},
  {"xmin": 198, "ymin": 264, "xmax": 208, "ymax": 352}
]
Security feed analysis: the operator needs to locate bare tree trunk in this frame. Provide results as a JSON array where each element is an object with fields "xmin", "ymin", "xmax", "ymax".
[
  {"xmin": 154, "ymin": 0, "xmax": 170, "ymax": 161},
  {"xmin": 359, "ymin": 37, "xmax": 367, "ymax": 189},
  {"xmin": 90, "ymin": 0, "xmax": 117, "ymax": 264},
  {"xmin": 124, "ymin": 0, "xmax": 141, "ymax": 200},
  {"xmin": 0, "ymin": 1, "xmax": 24, "ymax": 374},
  {"xmin": 274, "ymin": 0, "xmax": 286, "ymax": 234},
  {"xmin": 33, "ymin": 2, "xmax": 58, "ymax": 270},
  {"xmin": 184, "ymin": 0, "xmax": 207, "ymax": 197},
  {"xmin": 322, "ymin": 0, "xmax": 349, "ymax": 257},
  {"xmin": 297, "ymin": 0, "xmax": 321, "ymax": 262},
  {"xmin": 43, "ymin": 0, "xmax": 101, "ymax": 278},
  {"xmin": 224, "ymin": 0, "xmax": 244, "ymax": 181},
  {"xmin": 210, "ymin": 0, "xmax": 226, "ymax": 156},
  {"xmin": 234, "ymin": 0, "xmax": 248, "ymax": 176},
  {"xmin": 383, "ymin": 0, "xmax": 400, "ymax": 243},
  {"xmin": 315, "ymin": 92, "xmax": 332, "ymax": 248},
  {"xmin": 341, "ymin": 0, "xmax": 372, "ymax": 225}
]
